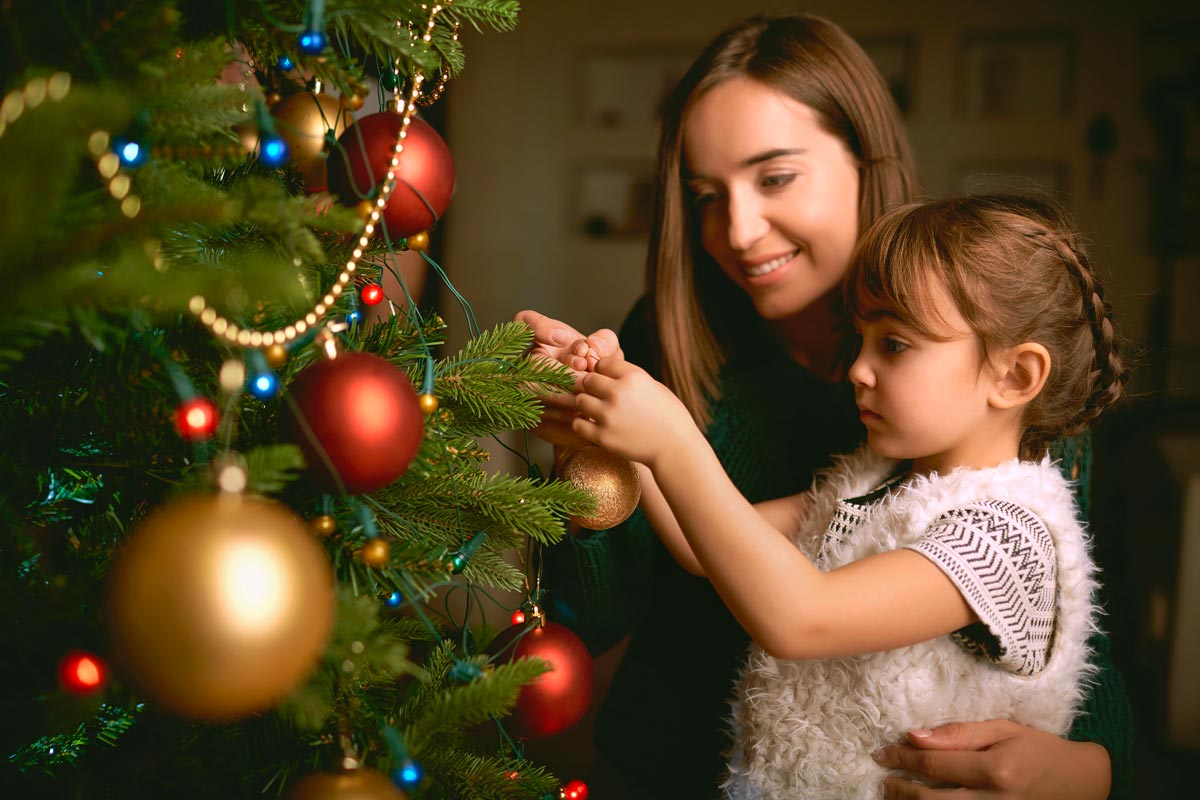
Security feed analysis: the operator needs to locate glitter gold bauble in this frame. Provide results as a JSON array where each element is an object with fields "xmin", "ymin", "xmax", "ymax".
[
  {"xmin": 108, "ymin": 493, "xmax": 334, "ymax": 720},
  {"xmin": 270, "ymin": 91, "xmax": 350, "ymax": 193},
  {"xmin": 287, "ymin": 768, "xmax": 408, "ymax": 800},
  {"xmin": 560, "ymin": 446, "xmax": 641, "ymax": 530}
]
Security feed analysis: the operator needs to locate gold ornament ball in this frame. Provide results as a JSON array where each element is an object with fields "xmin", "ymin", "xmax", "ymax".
[
  {"xmin": 340, "ymin": 92, "xmax": 366, "ymax": 112},
  {"xmin": 360, "ymin": 538, "xmax": 390, "ymax": 567},
  {"xmin": 265, "ymin": 343, "xmax": 289, "ymax": 368},
  {"xmin": 287, "ymin": 768, "xmax": 408, "ymax": 800},
  {"xmin": 355, "ymin": 200, "xmax": 375, "ymax": 220},
  {"xmin": 561, "ymin": 446, "xmax": 641, "ymax": 530},
  {"xmin": 310, "ymin": 514, "xmax": 337, "ymax": 537},
  {"xmin": 108, "ymin": 493, "xmax": 334, "ymax": 719},
  {"xmin": 405, "ymin": 231, "xmax": 429, "ymax": 252},
  {"xmin": 418, "ymin": 393, "xmax": 439, "ymax": 414},
  {"xmin": 270, "ymin": 92, "xmax": 350, "ymax": 192}
]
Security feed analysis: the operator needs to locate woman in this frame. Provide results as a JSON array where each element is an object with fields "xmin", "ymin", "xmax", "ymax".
[{"xmin": 518, "ymin": 13, "xmax": 1131, "ymax": 799}]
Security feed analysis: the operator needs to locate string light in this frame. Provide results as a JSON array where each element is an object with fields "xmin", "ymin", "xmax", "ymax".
[{"xmin": 187, "ymin": 2, "xmax": 454, "ymax": 350}]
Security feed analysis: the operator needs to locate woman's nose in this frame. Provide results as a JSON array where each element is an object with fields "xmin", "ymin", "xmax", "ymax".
[{"xmin": 725, "ymin": 191, "xmax": 768, "ymax": 252}]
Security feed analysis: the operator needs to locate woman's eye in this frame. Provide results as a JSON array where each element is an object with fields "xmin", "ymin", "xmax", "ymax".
[
  {"xmin": 762, "ymin": 173, "xmax": 796, "ymax": 190},
  {"xmin": 883, "ymin": 336, "xmax": 909, "ymax": 354}
]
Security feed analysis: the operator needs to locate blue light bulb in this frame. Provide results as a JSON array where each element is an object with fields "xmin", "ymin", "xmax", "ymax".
[
  {"xmin": 297, "ymin": 30, "xmax": 326, "ymax": 55},
  {"xmin": 259, "ymin": 135, "xmax": 289, "ymax": 167},
  {"xmin": 393, "ymin": 758, "xmax": 422, "ymax": 788},
  {"xmin": 249, "ymin": 372, "xmax": 278, "ymax": 399},
  {"xmin": 277, "ymin": 55, "xmax": 295, "ymax": 72},
  {"xmin": 384, "ymin": 591, "xmax": 402, "ymax": 608},
  {"xmin": 113, "ymin": 138, "xmax": 147, "ymax": 167},
  {"xmin": 346, "ymin": 310, "xmax": 362, "ymax": 325}
]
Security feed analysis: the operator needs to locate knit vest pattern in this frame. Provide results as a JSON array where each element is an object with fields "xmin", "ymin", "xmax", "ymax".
[{"xmin": 723, "ymin": 446, "xmax": 1101, "ymax": 800}]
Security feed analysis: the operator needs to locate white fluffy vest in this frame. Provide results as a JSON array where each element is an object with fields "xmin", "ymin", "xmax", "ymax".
[{"xmin": 723, "ymin": 446, "xmax": 1100, "ymax": 800}]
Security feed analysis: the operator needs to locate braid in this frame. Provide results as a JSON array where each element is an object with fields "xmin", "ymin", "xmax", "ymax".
[{"xmin": 1050, "ymin": 233, "xmax": 1127, "ymax": 434}]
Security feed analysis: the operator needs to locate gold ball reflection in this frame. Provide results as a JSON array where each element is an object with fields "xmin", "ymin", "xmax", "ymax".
[{"xmin": 108, "ymin": 493, "xmax": 334, "ymax": 719}]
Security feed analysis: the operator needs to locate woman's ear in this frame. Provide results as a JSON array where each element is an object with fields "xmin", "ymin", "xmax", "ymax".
[{"xmin": 990, "ymin": 342, "xmax": 1051, "ymax": 410}]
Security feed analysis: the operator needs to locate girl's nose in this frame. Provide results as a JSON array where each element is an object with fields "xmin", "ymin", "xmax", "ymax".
[{"xmin": 847, "ymin": 349, "xmax": 873, "ymax": 388}]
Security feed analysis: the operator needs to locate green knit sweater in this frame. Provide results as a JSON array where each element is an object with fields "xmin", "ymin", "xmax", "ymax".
[{"xmin": 543, "ymin": 299, "xmax": 1133, "ymax": 798}]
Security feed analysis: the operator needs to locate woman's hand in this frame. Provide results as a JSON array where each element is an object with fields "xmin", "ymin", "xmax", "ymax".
[
  {"xmin": 874, "ymin": 720, "xmax": 1111, "ymax": 799},
  {"xmin": 514, "ymin": 309, "xmax": 620, "ymax": 450}
]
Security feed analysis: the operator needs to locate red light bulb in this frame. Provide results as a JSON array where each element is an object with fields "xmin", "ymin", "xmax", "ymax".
[
  {"xmin": 174, "ymin": 397, "xmax": 219, "ymax": 440},
  {"xmin": 361, "ymin": 283, "xmax": 385, "ymax": 306},
  {"xmin": 58, "ymin": 650, "xmax": 107, "ymax": 694},
  {"xmin": 562, "ymin": 779, "xmax": 588, "ymax": 800},
  {"xmin": 511, "ymin": 609, "xmax": 526, "ymax": 625}
]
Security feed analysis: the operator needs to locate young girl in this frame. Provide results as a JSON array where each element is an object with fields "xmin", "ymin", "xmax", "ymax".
[{"xmin": 564, "ymin": 193, "xmax": 1127, "ymax": 798}]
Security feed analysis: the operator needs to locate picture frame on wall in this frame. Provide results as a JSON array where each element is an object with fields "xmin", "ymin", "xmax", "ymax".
[
  {"xmin": 951, "ymin": 158, "xmax": 1071, "ymax": 201},
  {"xmin": 958, "ymin": 30, "xmax": 1076, "ymax": 117},
  {"xmin": 857, "ymin": 34, "xmax": 917, "ymax": 115},
  {"xmin": 578, "ymin": 49, "xmax": 697, "ymax": 128},
  {"xmin": 572, "ymin": 161, "xmax": 656, "ymax": 238}
]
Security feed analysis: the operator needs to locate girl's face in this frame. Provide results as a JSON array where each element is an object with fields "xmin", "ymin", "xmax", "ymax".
[
  {"xmin": 848, "ymin": 283, "xmax": 1014, "ymax": 475},
  {"xmin": 682, "ymin": 77, "xmax": 861, "ymax": 321}
]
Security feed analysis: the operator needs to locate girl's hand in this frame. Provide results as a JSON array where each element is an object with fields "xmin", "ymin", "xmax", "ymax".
[{"xmin": 572, "ymin": 355, "xmax": 700, "ymax": 467}]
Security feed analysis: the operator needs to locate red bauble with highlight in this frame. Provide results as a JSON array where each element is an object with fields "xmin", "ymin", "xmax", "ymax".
[
  {"xmin": 489, "ymin": 621, "xmax": 593, "ymax": 739},
  {"xmin": 327, "ymin": 112, "xmax": 454, "ymax": 239},
  {"xmin": 285, "ymin": 351, "xmax": 423, "ymax": 494}
]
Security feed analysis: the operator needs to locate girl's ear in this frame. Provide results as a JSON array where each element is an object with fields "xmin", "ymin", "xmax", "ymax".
[{"xmin": 989, "ymin": 342, "xmax": 1051, "ymax": 410}]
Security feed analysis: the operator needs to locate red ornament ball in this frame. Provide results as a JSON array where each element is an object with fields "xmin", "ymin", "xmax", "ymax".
[
  {"xmin": 285, "ymin": 352, "xmax": 423, "ymax": 494},
  {"xmin": 58, "ymin": 650, "xmax": 107, "ymax": 694},
  {"xmin": 360, "ymin": 283, "xmax": 385, "ymax": 306},
  {"xmin": 562, "ymin": 779, "xmax": 589, "ymax": 800},
  {"xmin": 327, "ymin": 112, "xmax": 455, "ymax": 239},
  {"xmin": 489, "ymin": 621, "xmax": 593, "ymax": 738},
  {"xmin": 175, "ymin": 396, "xmax": 219, "ymax": 440}
]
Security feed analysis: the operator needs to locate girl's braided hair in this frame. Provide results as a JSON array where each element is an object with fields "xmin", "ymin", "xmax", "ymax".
[{"xmin": 846, "ymin": 193, "xmax": 1127, "ymax": 458}]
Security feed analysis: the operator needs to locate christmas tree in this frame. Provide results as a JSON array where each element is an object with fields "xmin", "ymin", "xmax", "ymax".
[{"xmin": 0, "ymin": 2, "xmax": 598, "ymax": 798}]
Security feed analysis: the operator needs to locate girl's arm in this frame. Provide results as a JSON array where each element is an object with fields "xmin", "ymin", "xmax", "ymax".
[
  {"xmin": 634, "ymin": 465, "xmax": 810, "ymax": 578},
  {"xmin": 574, "ymin": 356, "xmax": 975, "ymax": 661}
]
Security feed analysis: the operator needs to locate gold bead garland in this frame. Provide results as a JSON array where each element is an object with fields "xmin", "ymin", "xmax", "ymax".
[
  {"xmin": 188, "ymin": 2, "xmax": 454, "ymax": 347},
  {"xmin": 1, "ymin": 73, "xmax": 144, "ymax": 221}
]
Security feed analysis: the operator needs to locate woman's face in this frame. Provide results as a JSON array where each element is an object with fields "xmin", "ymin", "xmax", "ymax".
[{"xmin": 683, "ymin": 77, "xmax": 861, "ymax": 321}]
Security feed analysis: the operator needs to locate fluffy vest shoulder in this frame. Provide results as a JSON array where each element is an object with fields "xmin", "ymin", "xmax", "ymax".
[{"xmin": 724, "ymin": 445, "xmax": 1100, "ymax": 800}]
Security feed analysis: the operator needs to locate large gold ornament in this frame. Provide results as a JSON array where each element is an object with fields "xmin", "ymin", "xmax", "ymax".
[
  {"xmin": 108, "ymin": 493, "xmax": 335, "ymax": 719},
  {"xmin": 561, "ymin": 446, "xmax": 641, "ymax": 530},
  {"xmin": 287, "ymin": 768, "xmax": 408, "ymax": 800},
  {"xmin": 270, "ymin": 92, "xmax": 350, "ymax": 192}
]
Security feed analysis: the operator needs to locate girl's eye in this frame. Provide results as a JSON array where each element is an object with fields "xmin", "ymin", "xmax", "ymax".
[
  {"xmin": 883, "ymin": 336, "xmax": 909, "ymax": 354},
  {"xmin": 762, "ymin": 173, "xmax": 796, "ymax": 190}
]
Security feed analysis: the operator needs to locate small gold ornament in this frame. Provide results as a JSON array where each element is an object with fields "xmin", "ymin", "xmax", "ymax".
[
  {"xmin": 339, "ymin": 92, "xmax": 365, "ymax": 112},
  {"xmin": 418, "ymin": 393, "xmax": 439, "ymax": 414},
  {"xmin": 108, "ymin": 493, "xmax": 334, "ymax": 719},
  {"xmin": 561, "ymin": 446, "xmax": 641, "ymax": 530},
  {"xmin": 405, "ymin": 231, "xmax": 429, "ymax": 252},
  {"xmin": 359, "ymin": 538, "xmax": 390, "ymax": 567},
  {"xmin": 270, "ymin": 91, "xmax": 349, "ymax": 192},
  {"xmin": 355, "ymin": 200, "xmax": 375, "ymax": 220},
  {"xmin": 265, "ymin": 91, "xmax": 282, "ymax": 108},
  {"xmin": 287, "ymin": 768, "xmax": 409, "ymax": 800},
  {"xmin": 310, "ymin": 514, "xmax": 337, "ymax": 537},
  {"xmin": 265, "ymin": 342, "xmax": 288, "ymax": 368}
]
